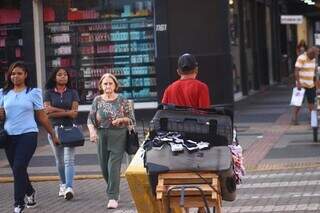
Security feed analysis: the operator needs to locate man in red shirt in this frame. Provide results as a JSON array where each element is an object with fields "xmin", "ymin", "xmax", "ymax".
[{"xmin": 162, "ymin": 53, "xmax": 210, "ymax": 108}]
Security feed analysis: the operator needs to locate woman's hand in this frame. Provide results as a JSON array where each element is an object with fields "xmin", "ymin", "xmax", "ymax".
[
  {"xmin": 0, "ymin": 108, "xmax": 5, "ymax": 121},
  {"xmin": 89, "ymin": 131, "xmax": 98, "ymax": 143},
  {"xmin": 112, "ymin": 117, "xmax": 130, "ymax": 126},
  {"xmin": 44, "ymin": 105, "xmax": 56, "ymax": 114},
  {"xmin": 51, "ymin": 132, "xmax": 60, "ymax": 145}
]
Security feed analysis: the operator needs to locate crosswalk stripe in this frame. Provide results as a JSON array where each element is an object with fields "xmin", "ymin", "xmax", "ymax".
[
  {"xmin": 223, "ymin": 203, "xmax": 320, "ymax": 212},
  {"xmin": 238, "ymin": 180, "xmax": 320, "ymax": 188},
  {"xmin": 235, "ymin": 192, "xmax": 320, "ymax": 200},
  {"xmin": 243, "ymin": 171, "xmax": 320, "ymax": 179}
]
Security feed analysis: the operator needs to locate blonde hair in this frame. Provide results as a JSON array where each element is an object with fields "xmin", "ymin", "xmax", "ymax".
[{"xmin": 98, "ymin": 73, "xmax": 119, "ymax": 94}]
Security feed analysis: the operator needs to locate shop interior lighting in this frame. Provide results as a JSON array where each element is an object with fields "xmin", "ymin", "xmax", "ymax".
[
  {"xmin": 229, "ymin": 0, "xmax": 234, "ymax": 5},
  {"xmin": 301, "ymin": 0, "xmax": 316, "ymax": 5}
]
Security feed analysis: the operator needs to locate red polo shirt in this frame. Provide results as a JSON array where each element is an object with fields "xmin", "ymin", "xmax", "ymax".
[{"xmin": 161, "ymin": 78, "xmax": 210, "ymax": 108}]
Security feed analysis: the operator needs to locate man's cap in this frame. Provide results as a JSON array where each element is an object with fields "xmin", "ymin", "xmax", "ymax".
[{"xmin": 178, "ymin": 53, "xmax": 198, "ymax": 72}]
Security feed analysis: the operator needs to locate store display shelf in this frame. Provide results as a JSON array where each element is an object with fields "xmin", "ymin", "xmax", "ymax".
[
  {"xmin": 46, "ymin": 65, "xmax": 77, "ymax": 69},
  {"xmin": 68, "ymin": 16, "xmax": 153, "ymax": 25},
  {"xmin": 45, "ymin": 30, "xmax": 74, "ymax": 34},
  {"xmin": 80, "ymin": 62, "xmax": 130, "ymax": 67},
  {"xmin": 48, "ymin": 42, "xmax": 72, "ymax": 46},
  {"xmin": 78, "ymin": 38, "xmax": 154, "ymax": 45},
  {"xmin": 131, "ymin": 72, "xmax": 156, "ymax": 76},
  {"xmin": 80, "ymin": 50, "xmax": 154, "ymax": 57},
  {"xmin": 82, "ymin": 74, "xmax": 130, "ymax": 78},
  {"xmin": 46, "ymin": 54, "xmax": 75, "ymax": 57}
]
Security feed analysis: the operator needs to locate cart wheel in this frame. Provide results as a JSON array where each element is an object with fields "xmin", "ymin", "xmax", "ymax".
[{"xmin": 313, "ymin": 127, "xmax": 318, "ymax": 142}]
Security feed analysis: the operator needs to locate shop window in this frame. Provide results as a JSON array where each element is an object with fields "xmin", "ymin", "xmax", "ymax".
[
  {"xmin": 43, "ymin": 0, "xmax": 156, "ymax": 104},
  {"xmin": 0, "ymin": 2, "xmax": 23, "ymax": 86}
]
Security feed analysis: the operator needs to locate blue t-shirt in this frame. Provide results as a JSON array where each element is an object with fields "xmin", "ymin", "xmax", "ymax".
[{"xmin": 0, "ymin": 88, "xmax": 44, "ymax": 135}]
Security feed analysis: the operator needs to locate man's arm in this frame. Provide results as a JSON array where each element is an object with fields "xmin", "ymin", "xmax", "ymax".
[{"xmin": 294, "ymin": 67, "xmax": 302, "ymax": 89}]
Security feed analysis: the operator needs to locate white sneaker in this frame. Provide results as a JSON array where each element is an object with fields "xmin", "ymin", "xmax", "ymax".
[
  {"xmin": 14, "ymin": 205, "xmax": 25, "ymax": 213},
  {"xmin": 64, "ymin": 187, "xmax": 74, "ymax": 200},
  {"xmin": 26, "ymin": 191, "xmax": 37, "ymax": 208},
  {"xmin": 58, "ymin": 184, "xmax": 66, "ymax": 197},
  {"xmin": 107, "ymin": 199, "xmax": 118, "ymax": 209}
]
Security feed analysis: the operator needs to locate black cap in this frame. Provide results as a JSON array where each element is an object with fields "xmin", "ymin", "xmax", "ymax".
[{"xmin": 178, "ymin": 53, "xmax": 198, "ymax": 72}]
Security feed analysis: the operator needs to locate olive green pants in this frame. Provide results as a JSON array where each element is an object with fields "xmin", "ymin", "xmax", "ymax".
[{"xmin": 97, "ymin": 128, "xmax": 127, "ymax": 200}]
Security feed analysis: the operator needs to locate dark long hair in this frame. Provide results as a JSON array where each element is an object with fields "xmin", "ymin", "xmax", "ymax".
[
  {"xmin": 3, "ymin": 61, "xmax": 32, "ymax": 95},
  {"xmin": 45, "ymin": 67, "xmax": 72, "ymax": 90}
]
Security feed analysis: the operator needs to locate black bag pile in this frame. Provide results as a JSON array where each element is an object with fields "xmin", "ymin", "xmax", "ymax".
[{"xmin": 143, "ymin": 104, "xmax": 237, "ymax": 201}]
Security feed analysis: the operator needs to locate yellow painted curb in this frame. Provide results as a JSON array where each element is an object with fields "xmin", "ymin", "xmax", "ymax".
[
  {"xmin": 247, "ymin": 162, "xmax": 320, "ymax": 172},
  {"xmin": 0, "ymin": 174, "xmax": 127, "ymax": 183}
]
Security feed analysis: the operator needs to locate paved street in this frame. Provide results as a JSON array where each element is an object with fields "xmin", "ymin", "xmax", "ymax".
[{"xmin": 1, "ymin": 84, "xmax": 320, "ymax": 212}]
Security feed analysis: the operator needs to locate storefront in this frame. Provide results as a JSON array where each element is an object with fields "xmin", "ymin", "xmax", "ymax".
[
  {"xmin": 42, "ymin": 0, "xmax": 157, "ymax": 109},
  {"xmin": 0, "ymin": 0, "xmax": 294, "ymax": 110}
]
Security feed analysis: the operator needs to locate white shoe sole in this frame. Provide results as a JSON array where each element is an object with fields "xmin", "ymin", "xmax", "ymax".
[{"xmin": 26, "ymin": 204, "xmax": 37, "ymax": 209}]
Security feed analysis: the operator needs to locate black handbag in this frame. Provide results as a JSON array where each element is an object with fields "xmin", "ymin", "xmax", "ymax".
[
  {"xmin": 0, "ymin": 124, "xmax": 8, "ymax": 149},
  {"xmin": 126, "ymin": 128, "xmax": 139, "ymax": 155},
  {"xmin": 56, "ymin": 125, "xmax": 85, "ymax": 147}
]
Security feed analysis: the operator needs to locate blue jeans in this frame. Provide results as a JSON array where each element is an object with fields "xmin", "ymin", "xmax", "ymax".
[
  {"xmin": 5, "ymin": 132, "xmax": 37, "ymax": 206},
  {"xmin": 48, "ymin": 135, "xmax": 75, "ymax": 188}
]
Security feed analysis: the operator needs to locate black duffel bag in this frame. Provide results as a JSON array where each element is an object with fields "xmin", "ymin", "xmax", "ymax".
[{"xmin": 56, "ymin": 125, "xmax": 85, "ymax": 147}]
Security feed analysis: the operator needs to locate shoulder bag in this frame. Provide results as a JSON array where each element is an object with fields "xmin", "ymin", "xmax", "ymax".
[{"xmin": 56, "ymin": 124, "xmax": 85, "ymax": 147}]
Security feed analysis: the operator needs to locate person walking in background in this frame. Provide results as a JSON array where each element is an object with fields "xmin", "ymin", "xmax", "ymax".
[
  {"xmin": 162, "ymin": 53, "xmax": 210, "ymax": 108},
  {"xmin": 43, "ymin": 67, "xmax": 80, "ymax": 200},
  {"xmin": 0, "ymin": 61, "xmax": 59, "ymax": 213},
  {"xmin": 296, "ymin": 39, "xmax": 308, "ymax": 56},
  {"xmin": 291, "ymin": 47, "xmax": 319, "ymax": 125},
  {"xmin": 87, "ymin": 73, "xmax": 135, "ymax": 209}
]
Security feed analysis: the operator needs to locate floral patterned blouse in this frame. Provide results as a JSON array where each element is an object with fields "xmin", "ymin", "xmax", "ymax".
[{"xmin": 87, "ymin": 95, "xmax": 135, "ymax": 129}]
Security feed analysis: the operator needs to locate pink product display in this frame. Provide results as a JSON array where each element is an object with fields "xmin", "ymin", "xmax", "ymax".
[
  {"xmin": 0, "ymin": 38, "xmax": 5, "ymax": 47},
  {"xmin": 96, "ymin": 45, "xmax": 114, "ymax": 54},
  {"xmin": 87, "ymin": 24, "xmax": 111, "ymax": 32},
  {"xmin": 15, "ymin": 47, "xmax": 21, "ymax": 58},
  {"xmin": 50, "ymin": 25, "xmax": 70, "ymax": 33},
  {"xmin": 51, "ymin": 58, "xmax": 72, "ymax": 67},
  {"xmin": 54, "ymin": 45, "xmax": 72, "ymax": 55},
  {"xmin": 0, "ymin": 29, "xmax": 8, "ymax": 36},
  {"xmin": 80, "ymin": 32, "xmax": 111, "ymax": 43},
  {"xmin": 80, "ymin": 46, "xmax": 95, "ymax": 55},
  {"xmin": 84, "ymin": 79, "xmax": 99, "ymax": 89},
  {"xmin": 51, "ymin": 34, "xmax": 70, "ymax": 44},
  {"xmin": 81, "ymin": 67, "xmax": 130, "ymax": 78}
]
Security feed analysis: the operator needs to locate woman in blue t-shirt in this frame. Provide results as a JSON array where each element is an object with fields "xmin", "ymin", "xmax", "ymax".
[
  {"xmin": 0, "ymin": 61, "xmax": 59, "ymax": 213},
  {"xmin": 43, "ymin": 67, "xmax": 80, "ymax": 201}
]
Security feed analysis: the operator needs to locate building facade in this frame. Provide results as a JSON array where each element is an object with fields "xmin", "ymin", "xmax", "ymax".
[{"xmin": 0, "ymin": 0, "xmax": 317, "ymax": 110}]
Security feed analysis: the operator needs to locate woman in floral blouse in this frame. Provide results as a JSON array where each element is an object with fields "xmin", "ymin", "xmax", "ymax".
[{"xmin": 87, "ymin": 73, "xmax": 135, "ymax": 209}]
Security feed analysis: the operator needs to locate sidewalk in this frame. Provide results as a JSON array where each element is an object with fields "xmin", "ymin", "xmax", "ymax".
[{"xmin": 1, "ymin": 83, "xmax": 320, "ymax": 212}]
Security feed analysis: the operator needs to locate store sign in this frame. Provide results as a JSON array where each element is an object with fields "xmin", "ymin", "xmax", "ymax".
[
  {"xmin": 156, "ymin": 24, "xmax": 167, "ymax": 32},
  {"xmin": 281, "ymin": 15, "xmax": 303, "ymax": 24},
  {"xmin": 315, "ymin": 33, "xmax": 320, "ymax": 46}
]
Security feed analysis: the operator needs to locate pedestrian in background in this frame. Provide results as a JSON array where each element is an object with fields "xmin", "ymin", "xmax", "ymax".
[
  {"xmin": 87, "ymin": 73, "xmax": 135, "ymax": 209},
  {"xmin": 296, "ymin": 39, "xmax": 308, "ymax": 56},
  {"xmin": 0, "ymin": 61, "xmax": 59, "ymax": 213},
  {"xmin": 44, "ymin": 67, "xmax": 80, "ymax": 200},
  {"xmin": 291, "ymin": 47, "xmax": 319, "ymax": 125},
  {"xmin": 162, "ymin": 53, "xmax": 211, "ymax": 108}
]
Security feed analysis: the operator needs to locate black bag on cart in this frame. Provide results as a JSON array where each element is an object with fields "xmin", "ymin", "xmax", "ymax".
[
  {"xmin": 144, "ymin": 144, "xmax": 236, "ymax": 201},
  {"xmin": 144, "ymin": 105, "xmax": 236, "ymax": 201},
  {"xmin": 149, "ymin": 105, "xmax": 233, "ymax": 146}
]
